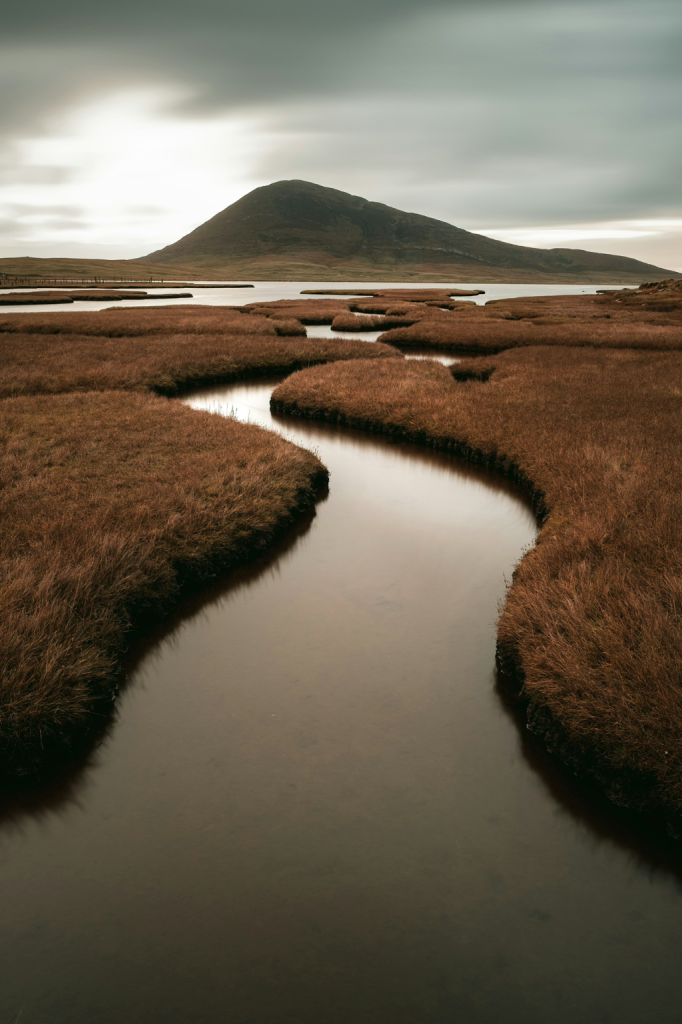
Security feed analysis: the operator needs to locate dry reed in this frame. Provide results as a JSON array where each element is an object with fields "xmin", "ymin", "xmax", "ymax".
[
  {"xmin": 377, "ymin": 286, "xmax": 682, "ymax": 353},
  {"xmin": 0, "ymin": 290, "xmax": 193, "ymax": 305},
  {"xmin": 330, "ymin": 312, "xmax": 416, "ymax": 332},
  {"xmin": 0, "ymin": 330, "xmax": 400, "ymax": 399},
  {"xmin": 0, "ymin": 306, "xmax": 279, "ymax": 337},
  {"xmin": 243, "ymin": 299, "xmax": 350, "ymax": 324},
  {"xmin": 0, "ymin": 390, "xmax": 326, "ymax": 768},
  {"xmin": 380, "ymin": 318, "xmax": 682, "ymax": 353},
  {"xmin": 0, "ymin": 293, "xmax": 74, "ymax": 306}
]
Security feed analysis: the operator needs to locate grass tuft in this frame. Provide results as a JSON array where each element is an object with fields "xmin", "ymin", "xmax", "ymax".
[{"xmin": 0, "ymin": 390, "xmax": 327, "ymax": 770}]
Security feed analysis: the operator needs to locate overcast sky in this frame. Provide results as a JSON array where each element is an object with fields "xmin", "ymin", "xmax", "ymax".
[{"xmin": 2, "ymin": 0, "xmax": 680, "ymax": 268}]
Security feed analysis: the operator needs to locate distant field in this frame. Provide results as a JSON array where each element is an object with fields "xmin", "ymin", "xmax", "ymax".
[
  {"xmin": 0, "ymin": 256, "xmax": 206, "ymax": 281},
  {"xmin": 1, "ymin": 252, "xmax": 671, "ymax": 284}
]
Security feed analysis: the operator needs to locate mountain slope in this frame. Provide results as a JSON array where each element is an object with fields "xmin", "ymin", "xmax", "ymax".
[{"xmin": 144, "ymin": 180, "xmax": 679, "ymax": 284}]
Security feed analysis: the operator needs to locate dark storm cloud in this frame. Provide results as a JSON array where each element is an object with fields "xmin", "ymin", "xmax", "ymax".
[
  {"xmin": 0, "ymin": 0, "xmax": 680, "ymax": 257},
  {"xmin": 0, "ymin": 0, "xmax": 468, "ymax": 125},
  {"xmin": 235, "ymin": 0, "xmax": 681, "ymax": 227},
  {"xmin": 2, "ymin": 0, "xmax": 649, "ymax": 121},
  {"xmin": 2, "ymin": 0, "xmax": 495, "ymax": 36},
  {"xmin": 3, "ymin": 1, "xmax": 679, "ymax": 124}
]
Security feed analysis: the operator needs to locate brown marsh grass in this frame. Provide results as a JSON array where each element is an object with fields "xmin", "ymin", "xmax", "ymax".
[
  {"xmin": 0, "ymin": 306, "xmax": 282, "ymax": 337},
  {"xmin": 0, "ymin": 293, "xmax": 74, "ymax": 306},
  {"xmin": 0, "ymin": 290, "xmax": 192, "ymax": 305},
  {"xmin": 0, "ymin": 303, "xmax": 403, "ymax": 768},
  {"xmin": 380, "ymin": 318, "xmax": 682, "ymax": 354},
  {"xmin": 487, "ymin": 290, "xmax": 682, "ymax": 325},
  {"xmin": 242, "ymin": 288, "xmax": 682, "ymax": 354},
  {"xmin": 299, "ymin": 287, "xmax": 484, "ymax": 297},
  {"xmin": 0, "ymin": 390, "xmax": 326, "ymax": 767},
  {"xmin": 68, "ymin": 290, "xmax": 193, "ymax": 301},
  {"xmin": 330, "ymin": 312, "xmax": 416, "ymax": 332},
  {"xmin": 243, "ymin": 299, "xmax": 350, "ymax": 324},
  {"xmin": 272, "ymin": 349, "xmax": 682, "ymax": 829},
  {"xmin": 242, "ymin": 293, "xmax": 474, "ymax": 328},
  {"xmin": 375, "ymin": 286, "xmax": 682, "ymax": 354},
  {"xmin": 0, "ymin": 330, "xmax": 400, "ymax": 399},
  {"xmin": 3, "ymin": 286, "xmax": 679, "ymax": 781}
]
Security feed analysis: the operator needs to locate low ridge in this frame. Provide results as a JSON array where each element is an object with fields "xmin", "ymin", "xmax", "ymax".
[{"xmin": 145, "ymin": 180, "xmax": 679, "ymax": 284}]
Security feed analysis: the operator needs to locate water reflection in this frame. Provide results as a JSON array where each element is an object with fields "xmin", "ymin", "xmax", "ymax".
[
  {"xmin": 494, "ymin": 670, "xmax": 682, "ymax": 880},
  {"xmin": 0, "ymin": 279, "xmax": 607, "ymax": 314},
  {"xmin": 304, "ymin": 323, "xmax": 458, "ymax": 364},
  {"xmin": 0, "ymin": 499, "xmax": 321, "ymax": 833},
  {"xmin": 0, "ymin": 376, "xmax": 682, "ymax": 1023}
]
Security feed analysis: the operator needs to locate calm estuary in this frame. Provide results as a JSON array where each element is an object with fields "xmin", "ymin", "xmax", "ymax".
[{"xmin": 1, "ymin": 284, "xmax": 681, "ymax": 1021}]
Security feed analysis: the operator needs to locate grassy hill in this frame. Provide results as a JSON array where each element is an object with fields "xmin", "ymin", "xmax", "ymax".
[
  {"xmin": 145, "ymin": 180, "xmax": 680, "ymax": 285},
  {"xmin": 2, "ymin": 181, "xmax": 678, "ymax": 285},
  {"xmin": 0, "ymin": 255, "xmax": 208, "ymax": 283}
]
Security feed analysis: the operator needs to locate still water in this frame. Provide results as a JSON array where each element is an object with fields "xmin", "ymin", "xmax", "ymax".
[
  {"xmin": 0, "ymin": 279, "xmax": 608, "ymax": 313},
  {"xmin": 1, "ymin": 373, "xmax": 682, "ymax": 1022}
]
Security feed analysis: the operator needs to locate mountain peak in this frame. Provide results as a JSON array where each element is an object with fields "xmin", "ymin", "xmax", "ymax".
[{"xmin": 145, "ymin": 180, "xmax": 679, "ymax": 284}]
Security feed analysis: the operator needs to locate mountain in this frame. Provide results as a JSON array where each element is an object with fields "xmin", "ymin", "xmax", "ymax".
[{"xmin": 144, "ymin": 180, "xmax": 679, "ymax": 284}]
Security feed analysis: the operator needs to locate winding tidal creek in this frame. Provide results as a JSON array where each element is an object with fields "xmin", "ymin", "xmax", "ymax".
[{"xmin": 3, "ymin": 371, "xmax": 682, "ymax": 1019}]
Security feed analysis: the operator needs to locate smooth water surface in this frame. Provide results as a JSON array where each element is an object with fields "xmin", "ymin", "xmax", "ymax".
[
  {"xmin": 306, "ymin": 323, "xmax": 459, "ymax": 364},
  {"xmin": 1, "ymin": 376, "xmax": 682, "ymax": 1022},
  {"xmin": 0, "ymin": 279, "xmax": 609, "ymax": 313}
]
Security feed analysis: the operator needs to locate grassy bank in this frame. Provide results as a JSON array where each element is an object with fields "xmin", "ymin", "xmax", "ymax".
[
  {"xmin": 381, "ymin": 318, "xmax": 682, "ymax": 354},
  {"xmin": 330, "ymin": 312, "xmax": 417, "ymax": 332},
  {"xmin": 0, "ymin": 327, "xmax": 399, "ymax": 398},
  {"xmin": 0, "ymin": 390, "xmax": 327, "ymax": 769},
  {"xmin": 233, "ymin": 285, "xmax": 682, "ymax": 354},
  {"xmin": 0, "ymin": 305, "xmax": 403, "ymax": 769},
  {"xmin": 271, "ymin": 351, "xmax": 682, "ymax": 830},
  {"xmin": 241, "ymin": 290, "xmax": 469, "ymax": 326},
  {"xmin": 0, "ymin": 293, "xmax": 73, "ymax": 306},
  {"xmin": 0, "ymin": 290, "xmax": 193, "ymax": 305},
  {"xmin": 376, "ymin": 287, "xmax": 682, "ymax": 353},
  {"xmin": 243, "ymin": 298, "xmax": 352, "ymax": 324},
  {"xmin": 0, "ymin": 305, "xmax": 300, "ymax": 337}
]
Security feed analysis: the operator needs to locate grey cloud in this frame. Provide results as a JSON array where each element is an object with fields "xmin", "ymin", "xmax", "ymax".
[
  {"xmin": 0, "ymin": 45, "xmax": 166, "ymax": 139},
  {"xmin": 2, "ymin": 0, "xmax": 510, "ymax": 39},
  {"xmin": 248, "ymin": 30, "xmax": 682, "ymax": 228},
  {"xmin": 0, "ymin": 164, "xmax": 73, "ymax": 187},
  {"xmin": 6, "ymin": 1, "xmax": 676, "ymax": 121},
  {"xmin": 2, "ymin": 2, "xmax": 679, "ymax": 119},
  {"xmin": 0, "ymin": 219, "xmax": 25, "ymax": 237},
  {"xmin": 34, "ymin": 216, "xmax": 87, "ymax": 230},
  {"xmin": 3, "ymin": 204, "xmax": 84, "ymax": 217},
  {"xmin": 0, "ymin": 205, "xmax": 88, "ymax": 238},
  {"xmin": 0, "ymin": 0, "xmax": 679, "ymax": 252}
]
